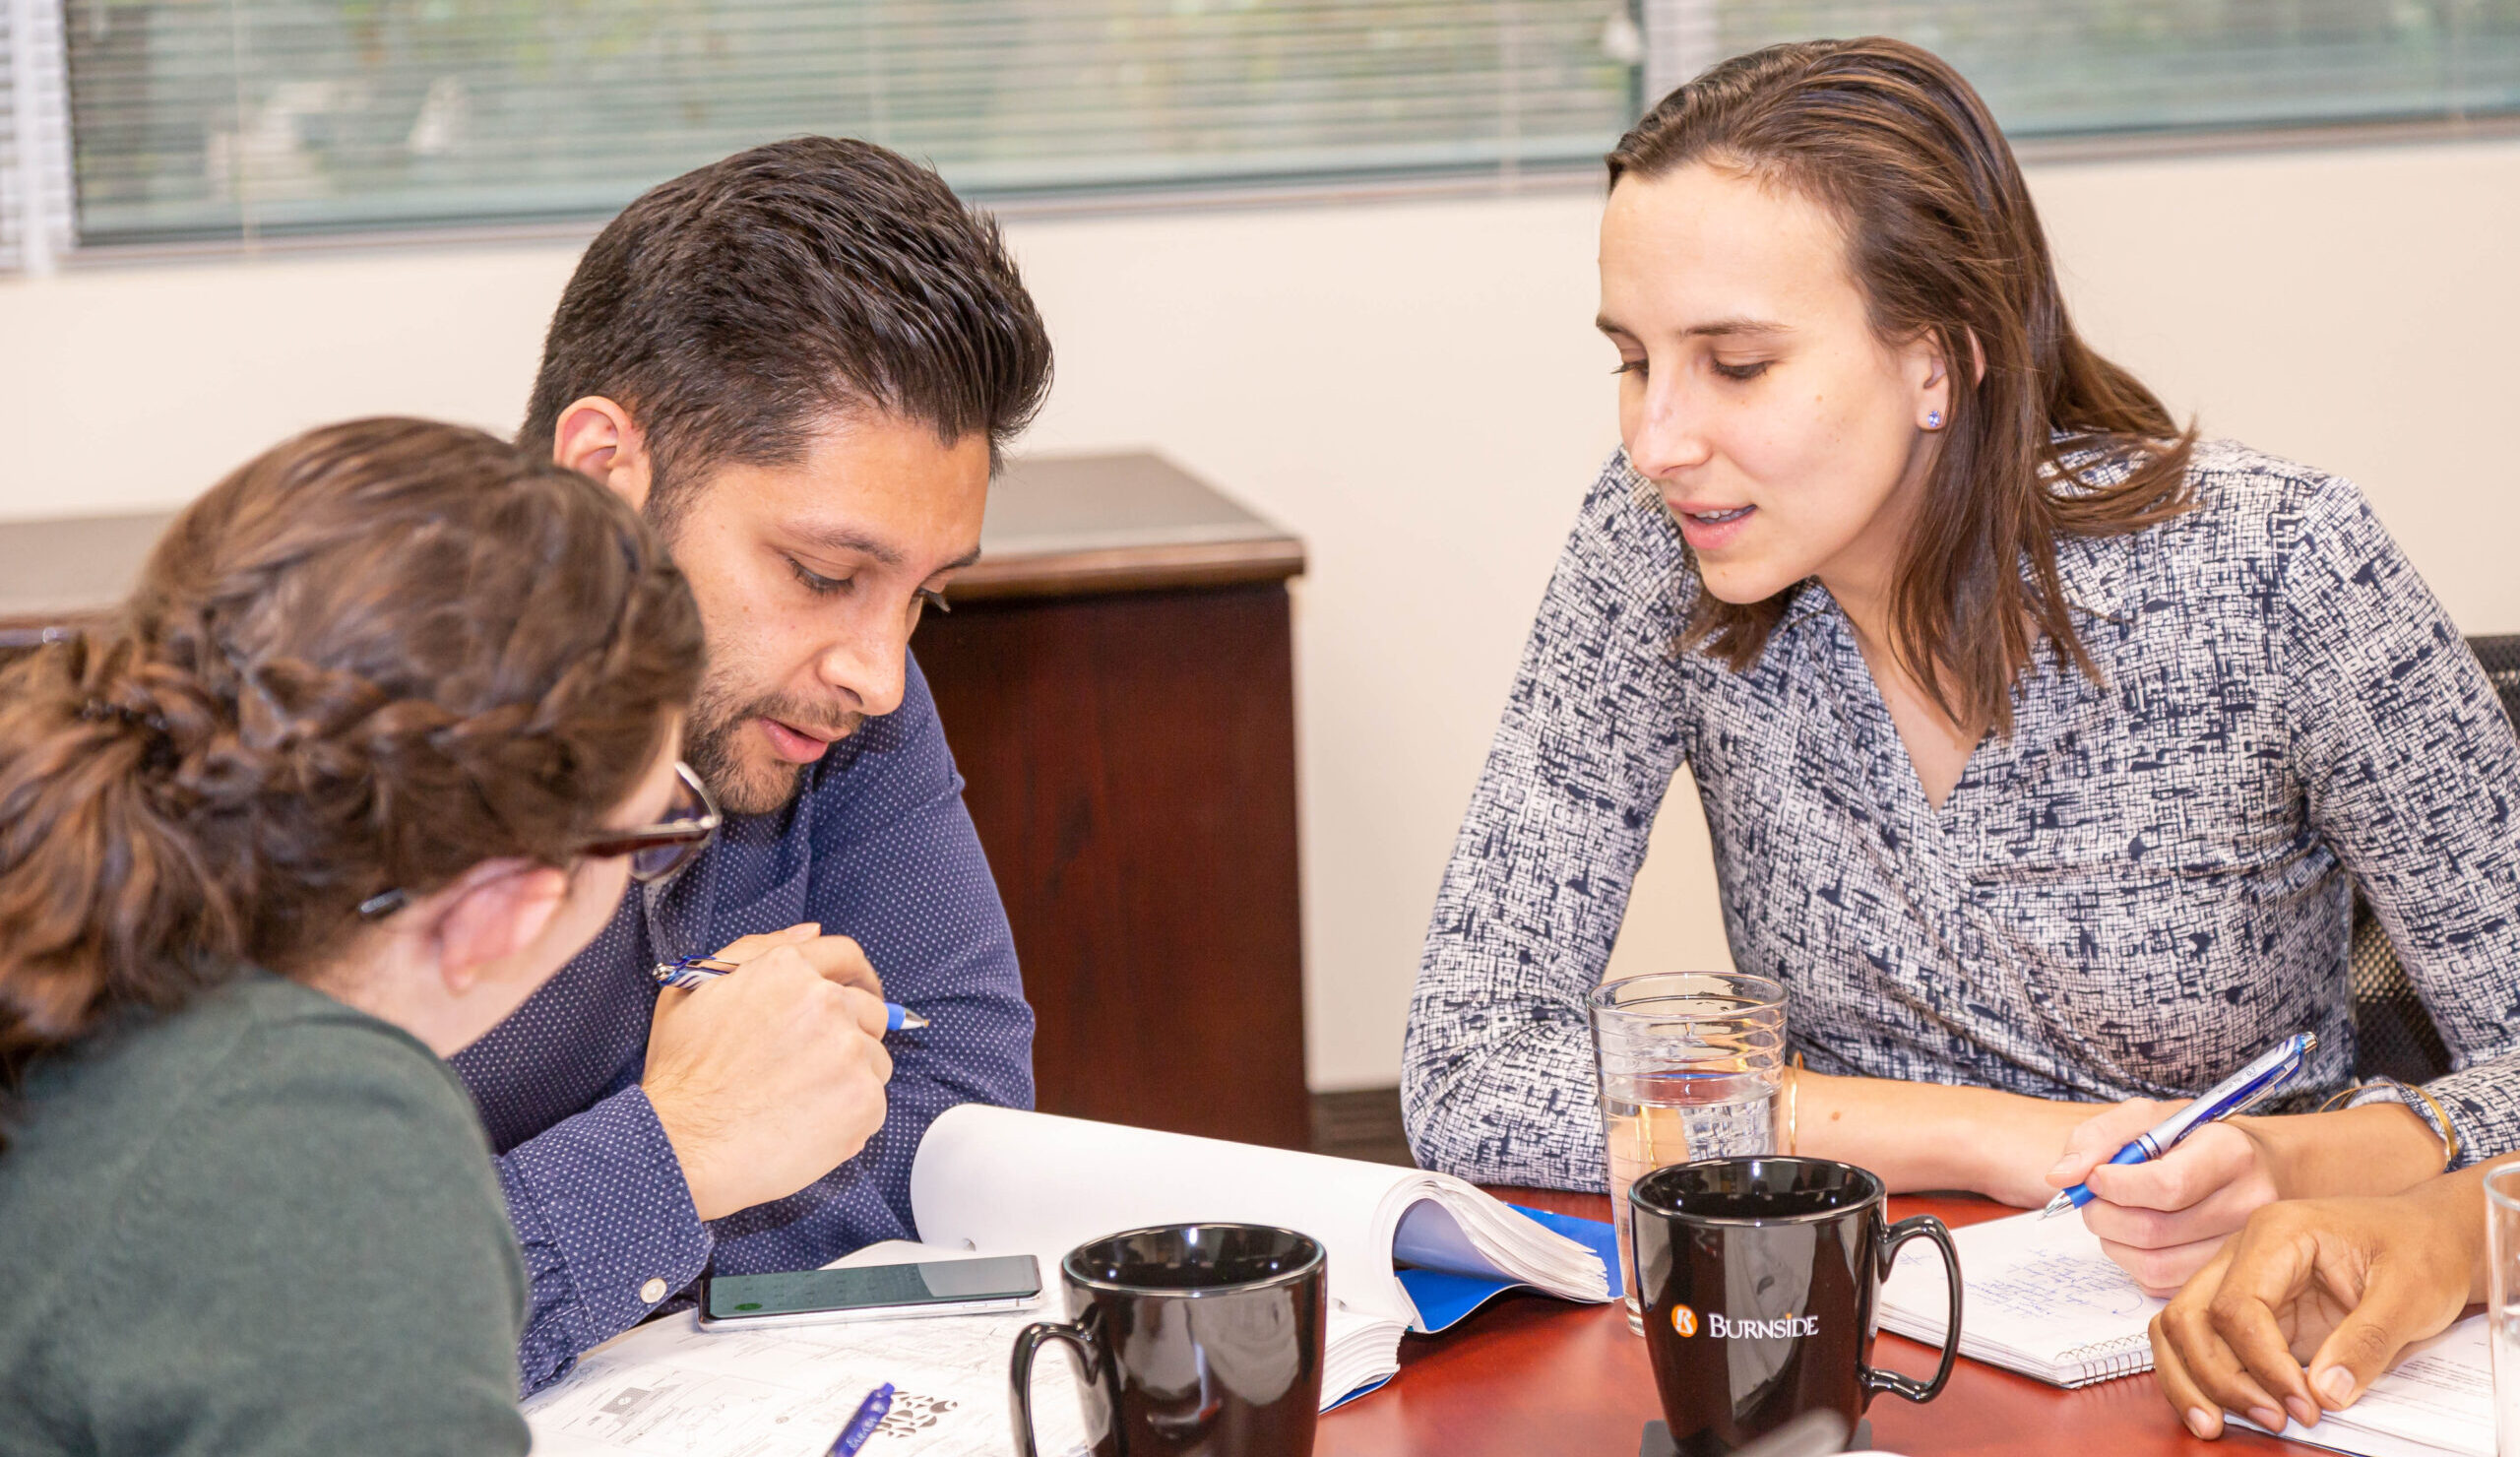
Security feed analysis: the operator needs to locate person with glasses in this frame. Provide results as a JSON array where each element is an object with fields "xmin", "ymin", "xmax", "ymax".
[
  {"xmin": 0, "ymin": 417, "xmax": 748, "ymax": 1454},
  {"xmin": 453, "ymin": 135, "xmax": 1053, "ymax": 1390},
  {"xmin": 355, "ymin": 762, "xmax": 724, "ymax": 922}
]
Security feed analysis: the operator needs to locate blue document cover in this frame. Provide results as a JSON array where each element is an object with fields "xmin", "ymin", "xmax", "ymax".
[
  {"xmin": 1395, "ymin": 1204, "xmax": 1619, "ymax": 1334},
  {"xmin": 1324, "ymin": 1204, "xmax": 1616, "ymax": 1410}
]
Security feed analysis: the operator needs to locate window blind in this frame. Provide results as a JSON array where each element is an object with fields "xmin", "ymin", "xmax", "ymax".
[
  {"xmin": 1, "ymin": 2, "xmax": 20, "ymax": 270},
  {"xmin": 61, "ymin": 1, "xmax": 1639, "ymax": 247},
  {"xmin": 34, "ymin": 1, "xmax": 2520, "ymax": 253},
  {"xmin": 1703, "ymin": 1, "xmax": 2520, "ymax": 138},
  {"xmin": 2, "ymin": 0, "xmax": 73, "ymax": 271}
]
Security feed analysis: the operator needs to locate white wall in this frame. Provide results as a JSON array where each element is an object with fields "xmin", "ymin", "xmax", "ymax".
[{"xmin": 4, "ymin": 135, "xmax": 2516, "ymax": 1090}]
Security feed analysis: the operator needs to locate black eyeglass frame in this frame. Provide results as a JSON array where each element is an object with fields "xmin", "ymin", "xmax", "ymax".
[
  {"xmin": 356, "ymin": 761, "xmax": 722, "ymax": 919},
  {"xmin": 582, "ymin": 761, "xmax": 721, "ymax": 879}
]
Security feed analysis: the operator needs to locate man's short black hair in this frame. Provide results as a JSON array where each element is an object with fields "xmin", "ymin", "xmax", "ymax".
[{"xmin": 522, "ymin": 137, "xmax": 1053, "ymax": 511}]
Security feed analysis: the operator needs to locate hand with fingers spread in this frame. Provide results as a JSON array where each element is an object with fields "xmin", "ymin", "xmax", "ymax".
[
  {"xmin": 642, "ymin": 921, "xmax": 896, "ymax": 1221},
  {"xmin": 2148, "ymin": 1161, "xmax": 2503, "ymax": 1440},
  {"xmin": 2046, "ymin": 1097, "xmax": 2452, "ymax": 1296}
]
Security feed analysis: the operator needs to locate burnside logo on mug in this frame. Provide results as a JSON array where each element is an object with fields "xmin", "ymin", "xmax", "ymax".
[{"xmin": 1671, "ymin": 1303, "xmax": 1820, "ymax": 1340}]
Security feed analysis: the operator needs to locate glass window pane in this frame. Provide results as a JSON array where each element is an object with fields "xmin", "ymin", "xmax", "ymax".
[
  {"xmin": 62, "ymin": 1, "xmax": 1639, "ymax": 245},
  {"xmin": 55, "ymin": 1, "xmax": 2520, "ymax": 248},
  {"xmin": 1710, "ymin": 2, "xmax": 2520, "ymax": 138}
]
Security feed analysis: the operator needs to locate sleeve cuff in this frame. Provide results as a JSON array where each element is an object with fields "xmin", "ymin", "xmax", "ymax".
[
  {"xmin": 499, "ymin": 1085, "xmax": 716, "ymax": 1390},
  {"xmin": 2345, "ymin": 1077, "xmax": 2469, "ymax": 1170}
]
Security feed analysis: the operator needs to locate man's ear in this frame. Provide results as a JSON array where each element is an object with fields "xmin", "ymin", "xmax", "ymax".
[
  {"xmin": 430, "ymin": 860, "xmax": 572, "ymax": 995},
  {"xmin": 552, "ymin": 396, "xmax": 655, "ymax": 515}
]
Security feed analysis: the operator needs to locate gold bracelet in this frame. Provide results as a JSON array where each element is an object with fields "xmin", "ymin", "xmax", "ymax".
[
  {"xmin": 1784, "ymin": 1053, "xmax": 1804, "ymax": 1157},
  {"xmin": 2410, "ymin": 1084, "xmax": 2461, "ymax": 1170},
  {"xmin": 2318, "ymin": 1081, "xmax": 2460, "ymax": 1171}
]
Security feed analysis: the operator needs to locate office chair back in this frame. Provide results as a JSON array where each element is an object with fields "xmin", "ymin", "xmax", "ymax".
[{"xmin": 2349, "ymin": 634, "xmax": 2520, "ymax": 1084}]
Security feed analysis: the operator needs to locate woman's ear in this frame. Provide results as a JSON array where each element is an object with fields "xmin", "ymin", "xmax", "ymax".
[
  {"xmin": 430, "ymin": 860, "xmax": 571, "ymax": 995},
  {"xmin": 551, "ymin": 397, "xmax": 655, "ymax": 515},
  {"xmin": 1907, "ymin": 328, "xmax": 1984, "ymax": 429}
]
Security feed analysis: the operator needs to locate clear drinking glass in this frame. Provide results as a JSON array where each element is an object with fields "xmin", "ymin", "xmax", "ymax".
[
  {"xmin": 1590, "ymin": 971, "xmax": 1787, "ymax": 1334},
  {"xmin": 2488, "ymin": 1165, "xmax": 2520, "ymax": 1455}
]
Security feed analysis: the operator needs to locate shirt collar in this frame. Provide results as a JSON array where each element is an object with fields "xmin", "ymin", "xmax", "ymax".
[
  {"xmin": 2048, "ymin": 528, "xmax": 2128, "ymax": 624},
  {"xmin": 1693, "ymin": 432, "xmax": 2149, "ymax": 639},
  {"xmin": 1773, "ymin": 577, "xmax": 1837, "ymax": 635},
  {"xmin": 1756, "ymin": 530, "xmax": 2126, "ymax": 642}
]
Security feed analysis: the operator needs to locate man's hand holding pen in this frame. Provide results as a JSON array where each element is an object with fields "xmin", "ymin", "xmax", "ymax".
[{"xmin": 643, "ymin": 922, "xmax": 898, "ymax": 1223}]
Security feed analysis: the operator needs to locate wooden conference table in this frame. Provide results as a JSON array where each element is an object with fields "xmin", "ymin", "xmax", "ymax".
[{"xmin": 1316, "ymin": 1187, "xmax": 2310, "ymax": 1457}]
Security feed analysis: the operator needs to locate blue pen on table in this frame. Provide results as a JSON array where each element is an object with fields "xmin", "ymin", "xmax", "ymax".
[
  {"xmin": 827, "ymin": 1382, "xmax": 893, "ymax": 1457},
  {"xmin": 2040, "ymin": 1031, "xmax": 2318, "ymax": 1219},
  {"xmin": 652, "ymin": 957, "xmax": 930, "ymax": 1031}
]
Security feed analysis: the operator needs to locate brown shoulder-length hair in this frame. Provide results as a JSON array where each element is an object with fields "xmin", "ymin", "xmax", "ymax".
[
  {"xmin": 0, "ymin": 418, "xmax": 704, "ymax": 1119},
  {"xmin": 1609, "ymin": 37, "xmax": 2194, "ymax": 732}
]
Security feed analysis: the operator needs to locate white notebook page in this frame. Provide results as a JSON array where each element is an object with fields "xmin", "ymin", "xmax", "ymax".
[
  {"xmin": 910, "ymin": 1105, "xmax": 1437, "ymax": 1326},
  {"xmin": 1878, "ymin": 1209, "xmax": 2163, "ymax": 1383},
  {"xmin": 2239, "ymin": 1315, "xmax": 2494, "ymax": 1457}
]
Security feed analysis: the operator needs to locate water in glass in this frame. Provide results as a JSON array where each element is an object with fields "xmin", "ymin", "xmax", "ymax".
[
  {"xmin": 1604, "ymin": 1066, "xmax": 1779, "ymax": 1330},
  {"xmin": 2487, "ymin": 1166, "xmax": 2520, "ymax": 1455},
  {"xmin": 1592, "ymin": 972, "xmax": 1787, "ymax": 1333}
]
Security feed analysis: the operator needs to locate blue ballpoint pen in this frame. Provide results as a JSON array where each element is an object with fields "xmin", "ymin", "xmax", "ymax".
[
  {"xmin": 828, "ymin": 1382, "xmax": 894, "ymax": 1457},
  {"xmin": 652, "ymin": 956, "xmax": 930, "ymax": 1031},
  {"xmin": 2041, "ymin": 1031, "xmax": 2318, "ymax": 1219}
]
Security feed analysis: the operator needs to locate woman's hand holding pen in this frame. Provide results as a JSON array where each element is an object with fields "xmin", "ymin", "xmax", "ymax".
[
  {"xmin": 643, "ymin": 922, "xmax": 895, "ymax": 1223},
  {"xmin": 2049, "ymin": 1100, "xmax": 2449, "ymax": 1296},
  {"xmin": 1790, "ymin": 1059, "xmax": 2446, "ymax": 1298},
  {"xmin": 2148, "ymin": 1164, "xmax": 2498, "ymax": 1440}
]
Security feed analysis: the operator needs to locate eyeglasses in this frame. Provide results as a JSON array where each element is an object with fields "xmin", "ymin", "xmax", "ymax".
[
  {"xmin": 356, "ymin": 761, "xmax": 722, "ymax": 919},
  {"xmin": 579, "ymin": 761, "xmax": 722, "ymax": 884}
]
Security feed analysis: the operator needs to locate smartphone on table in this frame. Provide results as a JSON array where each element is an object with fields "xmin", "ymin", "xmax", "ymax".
[{"xmin": 696, "ymin": 1253, "xmax": 1042, "ymax": 1332}]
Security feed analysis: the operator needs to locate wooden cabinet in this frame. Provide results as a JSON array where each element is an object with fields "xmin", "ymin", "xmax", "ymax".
[{"xmin": 916, "ymin": 454, "xmax": 1310, "ymax": 1151}]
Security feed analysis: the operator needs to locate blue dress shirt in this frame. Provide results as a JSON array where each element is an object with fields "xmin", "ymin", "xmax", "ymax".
[{"xmin": 449, "ymin": 652, "xmax": 1035, "ymax": 1392}]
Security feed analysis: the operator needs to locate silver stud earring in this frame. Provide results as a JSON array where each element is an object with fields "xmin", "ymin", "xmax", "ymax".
[{"xmin": 1925, "ymin": 410, "xmax": 1944, "ymax": 430}]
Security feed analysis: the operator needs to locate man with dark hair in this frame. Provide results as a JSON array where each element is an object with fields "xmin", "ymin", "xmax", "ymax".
[{"xmin": 450, "ymin": 136, "xmax": 1053, "ymax": 1390}]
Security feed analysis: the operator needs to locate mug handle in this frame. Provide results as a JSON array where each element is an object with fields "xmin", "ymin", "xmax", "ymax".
[
  {"xmin": 1010, "ymin": 1317, "xmax": 1102, "ymax": 1457},
  {"xmin": 1862, "ymin": 1214, "xmax": 1962, "ymax": 1406}
]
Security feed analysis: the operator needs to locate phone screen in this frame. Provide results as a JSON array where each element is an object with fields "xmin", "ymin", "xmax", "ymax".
[{"xmin": 704, "ymin": 1255, "xmax": 1041, "ymax": 1318}]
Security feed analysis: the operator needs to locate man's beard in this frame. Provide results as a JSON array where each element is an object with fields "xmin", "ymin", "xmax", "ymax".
[
  {"xmin": 651, "ymin": 491, "xmax": 865, "ymax": 817},
  {"xmin": 684, "ymin": 666, "xmax": 864, "ymax": 816}
]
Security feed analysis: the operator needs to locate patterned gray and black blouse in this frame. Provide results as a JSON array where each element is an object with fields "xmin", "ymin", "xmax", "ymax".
[{"xmin": 1402, "ymin": 439, "xmax": 2520, "ymax": 1191}]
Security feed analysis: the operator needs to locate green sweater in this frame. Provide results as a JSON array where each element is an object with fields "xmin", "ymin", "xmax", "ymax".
[{"xmin": 0, "ymin": 971, "xmax": 531, "ymax": 1456}]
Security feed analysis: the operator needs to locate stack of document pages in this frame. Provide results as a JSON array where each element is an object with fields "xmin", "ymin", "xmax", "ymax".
[
  {"xmin": 524, "ymin": 1105, "xmax": 1610, "ymax": 1457},
  {"xmin": 910, "ymin": 1105, "xmax": 1613, "ymax": 1406},
  {"xmin": 1878, "ymin": 1207, "xmax": 2495, "ymax": 1457},
  {"xmin": 2235, "ymin": 1316, "xmax": 2492, "ymax": 1457},
  {"xmin": 1876, "ymin": 1208, "xmax": 2163, "ymax": 1386},
  {"xmin": 527, "ymin": 1287, "xmax": 1098, "ymax": 1457}
]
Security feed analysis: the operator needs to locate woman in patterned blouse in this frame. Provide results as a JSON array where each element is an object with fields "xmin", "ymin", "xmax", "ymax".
[{"xmin": 1403, "ymin": 36, "xmax": 2520, "ymax": 1299}]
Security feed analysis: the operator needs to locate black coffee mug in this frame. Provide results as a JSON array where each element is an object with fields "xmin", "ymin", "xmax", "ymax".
[
  {"xmin": 1630, "ymin": 1158, "xmax": 1962, "ymax": 1456},
  {"xmin": 1010, "ymin": 1223, "xmax": 1326, "ymax": 1457}
]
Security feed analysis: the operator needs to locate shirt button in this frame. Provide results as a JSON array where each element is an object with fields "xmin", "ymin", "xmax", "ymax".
[{"xmin": 639, "ymin": 1277, "xmax": 668, "ymax": 1303}]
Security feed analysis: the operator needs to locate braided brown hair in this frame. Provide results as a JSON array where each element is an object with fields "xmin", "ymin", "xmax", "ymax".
[{"xmin": 0, "ymin": 418, "xmax": 703, "ymax": 1109}]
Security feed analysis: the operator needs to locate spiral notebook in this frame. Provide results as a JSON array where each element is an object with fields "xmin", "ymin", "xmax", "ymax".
[{"xmin": 1876, "ymin": 1208, "xmax": 2163, "ymax": 1388}]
